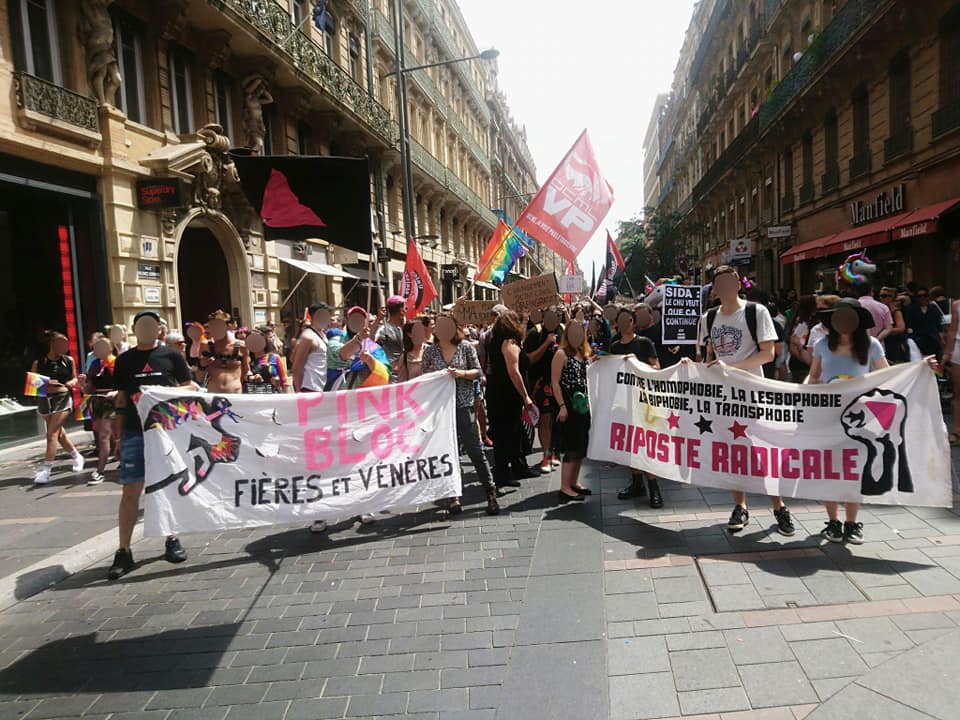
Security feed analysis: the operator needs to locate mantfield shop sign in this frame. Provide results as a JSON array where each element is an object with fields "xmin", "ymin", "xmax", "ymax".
[{"xmin": 850, "ymin": 184, "xmax": 905, "ymax": 225}]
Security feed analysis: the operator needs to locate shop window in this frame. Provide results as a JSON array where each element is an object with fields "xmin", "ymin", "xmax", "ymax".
[
  {"xmin": 17, "ymin": 0, "xmax": 61, "ymax": 84},
  {"xmin": 349, "ymin": 35, "xmax": 361, "ymax": 83},
  {"xmin": 113, "ymin": 11, "xmax": 146, "ymax": 124},
  {"xmin": 168, "ymin": 43, "xmax": 194, "ymax": 135},
  {"xmin": 213, "ymin": 72, "xmax": 233, "ymax": 139}
]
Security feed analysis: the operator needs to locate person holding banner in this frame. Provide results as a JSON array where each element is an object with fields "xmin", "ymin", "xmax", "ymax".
[
  {"xmin": 31, "ymin": 331, "xmax": 85, "ymax": 485},
  {"xmin": 397, "ymin": 321, "xmax": 426, "ymax": 383},
  {"xmin": 609, "ymin": 308, "xmax": 664, "ymax": 508},
  {"xmin": 943, "ymin": 299, "xmax": 960, "ymax": 447},
  {"xmin": 697, "ymin": 265, "xmax": 795, "ymax": 536},
  {"xmin": 108, "ymin": 311, "xmax": 192, "ymax": 579},
  {"xmin": 423, "ymin": 313, "xmax": 500, "ymax": 516},
  {"xmin": 550, "ymin": 321, "xmax": 592, "ymax": 503},
  {"xmin": 807, "ymin": 298, "xmax": 888, "ymax": 543},
  {"xmin": 486, "ymin": 310, "xmax": 537, "ymax": 487}
]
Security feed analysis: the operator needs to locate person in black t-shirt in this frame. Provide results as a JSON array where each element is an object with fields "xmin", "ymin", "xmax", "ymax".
[
  {"xmin": 108, "ymin": 310, "xmax": 194, "ymax": 580},
  {"xmin": 522, "ymin": 307, "xmax": 562, "ymax": 473},
  {"xmin": 635, "ymin": 302, "xmax": 696, "ymax": 369},
  {"xmin": 608, "ymin": 308, "xmax": 664, "ymax": 508}
]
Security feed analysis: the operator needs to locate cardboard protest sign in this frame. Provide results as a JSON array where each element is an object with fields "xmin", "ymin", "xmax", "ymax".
[
  {"xmin": 558, "ymin": 274, "xmax": 584, "ymax": 294},
  {"xmin": 661, "ymin": 284, "xmax": 702, "ymax": 345},
  {"xmin": 501, "ymin": 273, "xmax": 559, "ymax": 312},
  {"xmin": 452, "ymin": 301, "xmax": 497, "ymax": 326},
  {"xmin": 588, "ymin": 357, "xmax": 952, "ymax": 507},
  {"xmin": 138, "ymin": 374, "xmax": 462, "ymax": 535}
]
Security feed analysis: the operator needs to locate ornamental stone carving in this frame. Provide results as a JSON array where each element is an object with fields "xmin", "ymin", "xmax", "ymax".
[
  {"xmin": 77, "ymin": 0, "xmax": 122, "ymax": 106},
  {"xmin": 190, "ymin": 123, "xmax": 240, "ymax": 211},
  {"xmin": 241, "ymin": 75, "xmax": 274, "ymax": 154}
]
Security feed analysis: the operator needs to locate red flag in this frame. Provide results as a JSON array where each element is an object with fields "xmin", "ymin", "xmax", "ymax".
[
  {"xmin": 562, "ymin": 260, "xmax": 576, "ymax": 304},
  {"xmin": 401, "ymin": 240, "xmax": 437, "ymax": 320},
  {"xmin": 514, "ymin": 130, "xmax": 614, "ymax": 263},
  {"xmin": 607, "ymin": 231, "xmax": 626, "ymax": 270}
]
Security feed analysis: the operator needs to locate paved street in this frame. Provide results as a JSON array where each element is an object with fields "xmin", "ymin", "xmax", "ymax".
[{"xmin": 0, "ymin": 436, "xmax": 958, "ymax": 719}]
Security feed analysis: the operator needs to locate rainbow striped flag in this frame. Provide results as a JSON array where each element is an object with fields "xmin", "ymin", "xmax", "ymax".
[
  {"xmin": 75, "ymin": 395, "xmax": 94, "ymax": 421},
  {"xmin": 474, "ymin": 219, "xmax": 527, "ymax": 284},
  {"xmin": 24, "ymin": 372, "xmax": 50, "ymax": 398},
  {"xmin": 351, "ymin": 339, "xmax": 391, "ymax": 388}
]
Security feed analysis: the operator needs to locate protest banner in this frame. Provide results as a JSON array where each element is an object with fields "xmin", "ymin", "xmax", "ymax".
[
  {"xmin": 587, "ymin": 357, "xmax": 952, "ymax": 507},
  {"xmin": 501, "ymin": 273, "xmax": 559, "ymax": 312},
  {"xmin": 138, "ymin": 373, "xmax": 462, "ymax": 535},
  {"xmin": 661, "ymin": 284, "xmax": 702, "ymax": 345},
  {"xmin": 452, "ymin": 300, "xmax": 497, "ymax": 326},
  {"xmin": 558, "ymin": 274, "xmax": 584, "ymax": 294}
]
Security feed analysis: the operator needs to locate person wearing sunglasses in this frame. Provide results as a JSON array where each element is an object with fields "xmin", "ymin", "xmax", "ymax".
[{"xmin": 904, "ymin": 286, "xmax": 946, "ymax": 359}]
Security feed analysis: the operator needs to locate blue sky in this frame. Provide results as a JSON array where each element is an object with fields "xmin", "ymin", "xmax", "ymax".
[{"xmin": 457, "ymin": 0, "xmax": 697, "ymax": 274}]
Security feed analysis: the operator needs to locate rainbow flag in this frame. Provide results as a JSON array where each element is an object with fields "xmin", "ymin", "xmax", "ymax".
[
  {"xmin": 75, "ymin": 395, "xmax": 94, "ymax": 421},
  {"xmin": 474, "ymin": 219, "xmax": 527, "ymax": 284},
  {"xmin": 24, "ymin": 372, "xmax": 50, "ymax": 398},
  {"xmin": 268, "ymin": 353, "xmax": 289, "ymax": 387},
  {"xmin": 350, "ymin": 339, "xmax": 391, "ymax": 388}
]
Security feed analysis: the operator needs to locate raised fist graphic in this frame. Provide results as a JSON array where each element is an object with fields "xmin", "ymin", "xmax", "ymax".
[{"xmin": 841, "ymin": 389, "xmax": 913, "ymax": 496}]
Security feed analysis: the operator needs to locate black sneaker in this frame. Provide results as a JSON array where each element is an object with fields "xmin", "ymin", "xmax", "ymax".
[
  {"xmin": 843, "ymin": 521, "xmax": 864, "ymax": 545},
  {"xmin": 617, "ymin": 479, "xmax": 647, "ymax": 500},
  {"xmin": 164, "ymin": 536, "xmax": 188, "ymax": 563},
  {"xmin": 773, "ymin": 507, "xmax": 795, "ymax": 536},
  {"xmin": 727, "ymin": 505, "xmax": 749, "ymax": 532},
  {"xmin": 821, "ymin": 519, "xmax": 843, "ymax": 543},
  {"xmin": 107, "ymin": 549, "xmax": 135, "ymax": 580}
]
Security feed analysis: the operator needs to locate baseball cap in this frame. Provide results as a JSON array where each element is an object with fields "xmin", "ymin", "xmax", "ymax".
[
  {"xmin": 346, "ymin": 306, "xmax": 367, "ymax": 318},
  {"xmin": 133, "ymin": 310, "xmax": 161, "ymax": 324}
]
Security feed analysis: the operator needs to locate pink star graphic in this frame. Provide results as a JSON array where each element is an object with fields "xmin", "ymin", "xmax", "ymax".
[
  {"xmin": 729, "ymin": 421, "xmax": 749, "ymax": 439},
  {"xmin": 667, "ymin": 412, "xmax": 681, "ymax": 430}
]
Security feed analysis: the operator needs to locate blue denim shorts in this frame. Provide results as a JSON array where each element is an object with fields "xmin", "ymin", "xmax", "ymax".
[{"xmin": 119, "ymin": 431, "xmax": 145, "ymax": 485}]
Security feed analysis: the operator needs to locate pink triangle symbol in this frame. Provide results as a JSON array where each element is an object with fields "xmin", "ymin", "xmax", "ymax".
[
  {"xmin": 261, "ymin": 169, "xmax": 326, "ymax": 228},
  {"xmin": 865, "ymin": 401, "xmax": 897, "ymax": 431}
]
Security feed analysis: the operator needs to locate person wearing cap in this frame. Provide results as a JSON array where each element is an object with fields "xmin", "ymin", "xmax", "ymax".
[
  {"xmin": 108, "ymin": 310, "xmax": 194, "ymax": 580},
  {"xmin": 806, "ymin": 297, "xmax": 888, "ymax": 545},
  {"xmin": 376, "ymin": 296, "xmax": 406, "ymax": 380},
  {"xmin": 291, "ymin": 303, "xmax": 332, "ymax": 393}
]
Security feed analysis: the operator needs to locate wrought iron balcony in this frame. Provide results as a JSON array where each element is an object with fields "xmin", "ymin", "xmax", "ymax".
[
  {"xmin": 883, "ymin": 125, "xmax": 913, "ymax": 162},
  {"xmin": 13, "ymin": 71, "xmax": 99, "ymax": 134},
  {"xmin": 409, "ymin": 139, "xmax": 497, "ymax": 227},
  {"xmin": 759, "ymin": 0, "xmax": 888, "ymax": 130},
  {"xmin": 692, "ymin": 115, "xmax": 759, "ymax": 202},
  {"xmin": 799, "ymin": 183, "xmax": 815, "ymax": 205},
  {"xmin": 849, "ymin": 149, "xmax": 872, "ymax": 180},
  {"xmin": 781, "ymin": 193, "xmax": 794, "ymax": 213},
  {"xmin": 931, "ymin": 98, "xmax": 960, "ymax": 139},
  {"xmin": 821, "ymin": 165, "xmax": 840, "ymax": 193},
  {"xmin": 224, "ymin": 0, "xmax": 396, "ymax": 144},
  {"xmin": 689, "ymin": 0, "xmax": 732, "ymax": 86}
]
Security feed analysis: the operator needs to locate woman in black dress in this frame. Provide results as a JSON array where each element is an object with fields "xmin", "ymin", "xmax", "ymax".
[
  {"xmin": 484, "ymin": 310, "xmax": 535, "ymax": 487},
  {"xmin": 31, "ymin": 331, "xmax": 85, "ymax": 484},
  {"xmin": 551, "ymin": 321, "xmax": 592, "ymax": 503}
]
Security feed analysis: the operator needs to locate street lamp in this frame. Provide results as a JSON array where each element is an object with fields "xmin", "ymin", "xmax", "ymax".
[{"xmin": 388, "ymin": 0, "xmax": 498, "ymax": 245}]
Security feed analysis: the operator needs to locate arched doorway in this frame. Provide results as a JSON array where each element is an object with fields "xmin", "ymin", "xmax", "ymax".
[{"xmin": 177, "ymin": 225, "xmax": 232, "ymax": 325}]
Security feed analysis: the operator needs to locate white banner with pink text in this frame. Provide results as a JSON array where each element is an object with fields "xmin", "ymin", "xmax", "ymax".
[
  {"xmin": 587, "ymin": 357, "xmax": 953, "ymax": 507},
  {"xmin": 138, "ymin": 373, "xmax": 462, "ymax": 536}
]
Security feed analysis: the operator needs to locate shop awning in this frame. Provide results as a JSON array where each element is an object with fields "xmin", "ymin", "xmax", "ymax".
[
  {"xmin": 780, "ymin": 234, "xmax": 839, "ymax": 264},
  {"xmin": 780, "ymin": 211, "xmax": 912, "ymax": 265},
  {"xmin": 474, "ymin": 280, "xmax": 500, "ymax": 292},
  {"xmin": 891, "ymin": 197, "xmax": 960, "ymax": 241},
  {"xmin": 279, "ymin": 256, "xmax": 361, "ymax": 279}
]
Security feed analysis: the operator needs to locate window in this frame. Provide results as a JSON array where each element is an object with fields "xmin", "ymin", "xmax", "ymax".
[
  {"xmin": 262, "ymin": 105, "xmax": 274, "ymax": 155},
  {"xmin": 322, "ymin": 14, "xmax": 337, "ymax": 58},
  {"xmin": 823, "ymin": 109, "xmax": 839, "ymax": 191},
  {"xmin": 852, "ymin": 84, "xmax": 869, "ymax": 155},
  {"xmin": 941, "ymin": 7, "xmax": 960, "ymax": 107},
  {"xmin": 18, "ymin": 0, "xmax": 61, "ymax": 83},
  {"xmin": 168, "ymin": 44, "xmax": 194, "ymax": 135},
  {"xmin": 782, "ymin": 147, "xmax": 794, "ymax": 211},
  {"xmin": 213, "ymin": 72, "xmax": 233, "ymax": 138},
  {"xmin": 799, "ymin": 131, "xmax": 814, "ymax": 203},
  {"xmin": 291, "ymin": 0, "xmax": 307, "ymax": 26},
  {"xmin": 113, "ymin": 11, "xmax": 146, "ymax": 123},
  {"xmin": 889, "ymin": 49, "xmax": 911, "ymax": 132},
  {"xmin": 297, "ymin": 121, "xmax": 312, "ymax": 156},
  {"xmin": 349, "ymin": 35, "xmax": 361, "ymax": 83}
]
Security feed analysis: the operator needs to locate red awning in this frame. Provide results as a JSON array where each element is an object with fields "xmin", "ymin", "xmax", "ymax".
[
  {"xmin": 891, "ymin": 197, "xmax": 960, "ymax": 241},
  {"xmin": 780, "ymin": 234, "xmax": 838, "ymax": 264},
  {"xmin": 780, "ymin": 211, "xmax": 912, "ymax": 265}
]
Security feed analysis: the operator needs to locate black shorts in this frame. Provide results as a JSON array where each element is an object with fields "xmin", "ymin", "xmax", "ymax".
[{"xmin": 38, "ymin": 393, "xmax": 72, "ymax": 416}]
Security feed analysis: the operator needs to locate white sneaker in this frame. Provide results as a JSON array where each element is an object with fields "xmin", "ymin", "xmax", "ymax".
[
  {"xmin": 358, "ymin": 513, "xmax": 376, "ymax": 525},
  {"xmin": 71, "ymin": 452, "xmax": 85, "ymax": 473},
  {"xmin": 88, "ymin": 471, "xmax": 105, "ymax": 486},
  {"xmin": 33, "ymin": 466, "xmax": 51, "ymax": 485},
  {"xmin": 309, "ymin": 520, "xmax": 328, "ymax": 534}
]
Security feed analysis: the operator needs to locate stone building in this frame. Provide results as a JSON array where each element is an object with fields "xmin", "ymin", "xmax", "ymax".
[
  {"xmin": 0, "ymin": 0, "xmax": 552, "ymax": 441},
  {"xmin": 653, "ymin": 0, "xmax": 960, "ymax": 294}
]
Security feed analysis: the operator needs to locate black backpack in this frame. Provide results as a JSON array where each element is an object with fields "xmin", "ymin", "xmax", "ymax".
[{"xmin": 705, "ymin": 302, "xmax": 760, "ymax": 356}]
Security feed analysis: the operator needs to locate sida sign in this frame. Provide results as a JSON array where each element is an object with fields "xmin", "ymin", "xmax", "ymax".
[{"xmin": 514, "ymin": 130, "xmax": 614, "ymax": 263}]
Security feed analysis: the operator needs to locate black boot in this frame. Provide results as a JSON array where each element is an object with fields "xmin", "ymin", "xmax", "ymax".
[
  {"xmin": 617, "ymin": 475, "xmax": 647, "ymax": 500},
  {"xmin": 486, "ymin": 488, "xmax": 500, "ymax": 515},
  {"xmin": 647, "ymin": 477, "xmax": 664, "ymax": 509}
]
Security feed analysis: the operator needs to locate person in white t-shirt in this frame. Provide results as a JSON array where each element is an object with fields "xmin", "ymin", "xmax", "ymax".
[{"xmin": 694, "ymin": 265, "xmax": 795, "ymax": 537}]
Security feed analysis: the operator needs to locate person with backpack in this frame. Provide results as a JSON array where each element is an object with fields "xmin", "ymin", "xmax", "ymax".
[{"xmin": 696, "ymin": 265, "xmax": 795, "ymax": 536}]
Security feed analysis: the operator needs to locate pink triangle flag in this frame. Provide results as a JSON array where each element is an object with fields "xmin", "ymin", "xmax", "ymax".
[{"xmin": 261, "ymin": 169, "xmax": 326, "ymax": 228}]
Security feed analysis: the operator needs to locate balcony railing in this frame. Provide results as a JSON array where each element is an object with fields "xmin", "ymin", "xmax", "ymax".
[
  {"xmin": 13, "ymin": 71, "xmax": 98, "ymax": 134},
  {"xmin": 821, "ymin": 165, "xmax": 840, "ymax": 193},
  {"xmin": 931, "ymin": 98, "xmax": 960, "ymax": 139},
  {"xmin": 883, "ymin": 125, "xmax": 913, "ymax": 162},
  {"xmin": 226, "ymin": 0, "xmax": 396, "ymax": 144},
  {"xmin": 799, "ymin": 183, "xmax": 815, "ymax": 205},
  {"xmin": 691, "ymin": 115, "xmax": 759, "ymax": 202},
  {"xmin": 689, "ymin": 0, "xmax": 732, "ymax": 86},
  {"xmin": 849, "ymin": 149, "xmax": 872, "ymax": 180},
  {"xmin": 759, "ymin": 0, "xmax": 888, "ymax": 130},
  {"xmin": 409, "ymin": 139, "xmax": 497, "ymax": 227}
]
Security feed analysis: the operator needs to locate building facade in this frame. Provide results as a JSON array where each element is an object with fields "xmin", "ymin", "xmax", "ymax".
[
  {"xmin": 642, "ymin": 93, "xmax": 670, "ymax": 210},
  {"xmin": 654, "ymin": 0, "xmax": 960, "ymax": 295},
  {"xmin": 0, "ymin": 0, "xmax": 552, "ymax": 441}
]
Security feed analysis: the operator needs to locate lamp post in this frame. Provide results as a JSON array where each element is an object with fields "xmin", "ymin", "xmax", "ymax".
[{"xmin": 387, "ymin": 0, "xmax": 498, "ymax": 244}]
